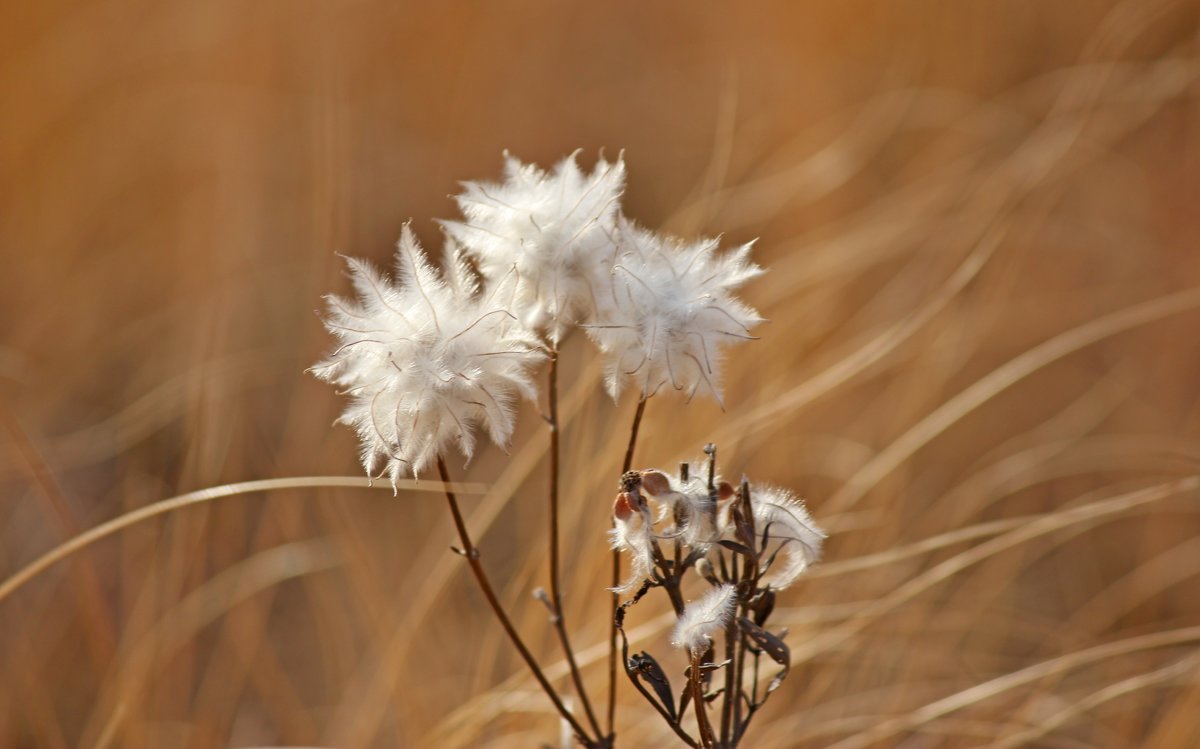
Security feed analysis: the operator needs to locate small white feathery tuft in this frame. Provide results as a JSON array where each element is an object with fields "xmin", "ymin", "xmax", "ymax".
[
  {"xmin": 442, "ymin": 151, "xmax": 626, "ymax": 343},
  {"xmin": 311, "ymin": 226, "xmax": 545, "ymax": 486},
  {"xmin": 753, "ymin": 486, "xmax": 826, "ymax": 590},
  {"xmin": 671, "ymin": 583, "xmax": 737, "ymax": 656},
  {"xmin": 587, "ymin": 217, "xmax": 763, "ymax": 406}
]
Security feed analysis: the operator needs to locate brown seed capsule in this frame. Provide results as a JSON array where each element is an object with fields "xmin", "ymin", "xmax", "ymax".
[
  {"xmin": 640, "ymin": 470, "xmax": 672, "ymax": 497},
  {"xmin": 613, "ymin": 491, "xmax": 635, "ymax": 520},
  {"xmin": 717, "ymin": 481, "xmax": 735, "ymax": 501},
  {"xmin": 620, "ymin": 470, "xmax": 642, "ymax": 493}
]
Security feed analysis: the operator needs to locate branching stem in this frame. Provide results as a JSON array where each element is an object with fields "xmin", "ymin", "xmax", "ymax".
[{"xmin": 437, "ymin": 456, "xmax": 594, "ymax": 746}]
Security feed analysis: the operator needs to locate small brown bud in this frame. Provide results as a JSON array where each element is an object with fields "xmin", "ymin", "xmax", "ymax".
[
  {"xmin": 640, "ymin": 470, "xmax": 671, "ymax": 497},
  {"xmin": 619, "ymin": 471, "xmax": 642, "ymax": 493},
  {"xmin": 717, "ymin": 481, "xmax": 735, "ymax": 501}
]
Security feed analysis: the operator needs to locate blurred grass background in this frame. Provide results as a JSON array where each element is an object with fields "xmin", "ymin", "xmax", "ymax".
[{"xmin": 3, "ymin": 1, "xmax": 1200, "ymax": 747}]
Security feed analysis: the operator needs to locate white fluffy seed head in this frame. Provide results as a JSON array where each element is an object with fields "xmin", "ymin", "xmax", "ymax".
[
  {"xmin": 587, "ymin": 217, "xmax": 763, "ymax": 406},
  {"xmin": 671, "ymin": 583, "xmax": 737, "ymax": 657},
  {"xmin": 751, "ymin": 486, "xmax": 826, "ymax": 590},
  {"xmin": 311, "ymin": 226, "xmax": 545, "ymax": 486},
  {"xmin": 442, "ymin": 152, "xmax": 626, "ymax": 343}
]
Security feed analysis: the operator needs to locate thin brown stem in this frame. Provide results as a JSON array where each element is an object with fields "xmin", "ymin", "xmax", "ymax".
[
  {"xmin": 720, "ymin": 606, "xmax": 737, "ymax": 745},
  {"xmin": 607, "ymin": 396, "xmax": 648, "ymax": 734},
  {"xmin": 546, "ymin": 352, "xmax": 604, "ymax": 739},
  {"xmin": 621, "ymin": 399, "xmax": 647, "ymax": 474},
  {"xmin": 732, "ymin": 604, "xmax": 748, "ymax": 741},
  {"xmin": 653, "ymin": 553, "xmax": 687, "ymax": 617},
  {"xmin": 723, "ymin": 550, "xmax": 742, "ymax": 744},
  {"xmin": 437, "ymin": 456, "xmax": 593, "ymax": 746},
  {"xmin": 731, "ymin": 482, "xmax": 759, "ymax": 744},
  {"xmin": 691, "ymin": 653, "xmax": 717, "ymax": 749}
]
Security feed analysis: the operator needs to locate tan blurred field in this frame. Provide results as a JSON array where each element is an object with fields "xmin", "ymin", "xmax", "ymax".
[{"xmin": 3, "ymin": 1, "xmax": 1200, "ymax": 747}]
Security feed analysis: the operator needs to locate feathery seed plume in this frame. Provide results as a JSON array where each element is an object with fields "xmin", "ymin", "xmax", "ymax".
[
  {"xmin": 587, "ymin": 217, "xmax": 763, "ymax": 405},
  {"xmin": 311, "ymin": 226, "xmax": 545, "ymax": 486},
  {"xmin": 671, "ymin": 583, "xmax": 737, "ymax": 656},
  {"xmin": 751, "ymin": 486, "xmax": 825, "ymax": 590},
  {"xmin": 443, "ymin": 152, "xmax": 626, "ymax": 343}
]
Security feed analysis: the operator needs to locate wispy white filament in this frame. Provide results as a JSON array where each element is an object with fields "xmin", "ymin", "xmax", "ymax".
[
  {"xmin": 587, "ymin": 217, "xmax": 763, "ymax": 405},
  {"xmin": 672, "ymin": 583, "xmax": 737, "ymax": 656},
  {"xmin": 311, "ymin": 226, "xmax": 545, "ymax": 486}
]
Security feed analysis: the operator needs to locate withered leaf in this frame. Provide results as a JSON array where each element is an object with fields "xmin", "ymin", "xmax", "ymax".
[
  {"xmin": 629, "ymin": 652, "xmax": 675, "ymax": 721},
  {"xmin": 718, "ymin": 539, "xmax": 755, "ymax": 558},
  {"xmin": 748, "ymin": 588, "xmax": 776, "ymax": 626},
  {"xmin": 738, "ymin": 617, "xmax": 791, "ymax": 694}
]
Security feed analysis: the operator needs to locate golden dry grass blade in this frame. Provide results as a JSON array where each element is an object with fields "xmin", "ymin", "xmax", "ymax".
[
  {"xmin": 824, "ymin": 627, "xmax": 1200, "ymax": 749},
  {"xmin": 825, "ymin": 288, "xmax": 1200, "ymax": 514},
  {"xmin": 0, "ymin": 477, "xmax": 485, "ymax": 606}
]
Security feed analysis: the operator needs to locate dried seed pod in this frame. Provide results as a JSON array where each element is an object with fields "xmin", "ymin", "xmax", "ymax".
[
  {"xmin": 641, "ymin": 469, "xmax": 672, "ymax": 497},
  {"xmin": 613, "ymin": 491, "xmax": 636, "ymax": 520}
]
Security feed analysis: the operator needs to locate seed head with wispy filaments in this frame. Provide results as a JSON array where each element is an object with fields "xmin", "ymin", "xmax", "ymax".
[
  {"xmin": 587, "ymin": 217, "xmax": 763, "ymax": 406},
  {"xmin": 671, "ymin": 583, "xmax": 737, "ymax": 656},
  {"xmin": 748, "ymin": 486, "xmax": 825, "ymax": 590},
  {"xmin": 442, "ymin": 152, "xmax": 626, "ymax": 343},
  {"xmin": 610, "ymin": 490, "xmax": 655, "ymax": 593},
  {"xmin": 640, "ymin": 469, "xmax": 718, "ymax": 549},
  {"xmin": 311, "ymin": 226, "xmax": 545, "ymax": 487}
]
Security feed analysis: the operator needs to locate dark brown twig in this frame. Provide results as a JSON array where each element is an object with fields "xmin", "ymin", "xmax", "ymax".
[
  {"xmin": 436, "ymin": 456, "xmax": 594, "ymax": 746},
  {"xmin": 690, "ymin": 654, "xmax": 717, "ymax": 748},
  {"xmin": 720, "ymin": 600, "xmax": 737, "ymax": 745}
]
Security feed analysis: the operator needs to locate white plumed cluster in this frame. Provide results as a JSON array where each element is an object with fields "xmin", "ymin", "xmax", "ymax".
[
  {"xmin": 587, "ymin": 217, "xmax": 763, "ymax": 406},
  {"xmin": 442, "ymin": 152, "xmax": 626, "ymax": 343},
  {"xmin": 311, "ymin": 227, "xmax": 544, "ymax": 486},
  {"xmin": 671, "ymin": 583, "xmax": 737, "ymax": 656},
  {"xmin": 315, "ymin": 151, "xmax": 766, "ymax": 489}
]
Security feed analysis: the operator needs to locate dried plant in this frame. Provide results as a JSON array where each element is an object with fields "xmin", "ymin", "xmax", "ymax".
[
  {"xmin": 613, "ymin": 451, "xmax": 824, "ymax": 748},
  {"xmin": 8, "ymin": 12, "xmax": 1200, "ymax": 746},
  {"xmin": 311, "ymin": 153, "xmax": 826, "ymax": 747}
]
